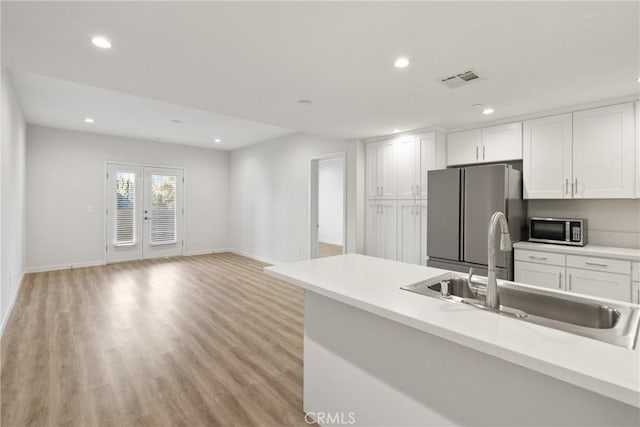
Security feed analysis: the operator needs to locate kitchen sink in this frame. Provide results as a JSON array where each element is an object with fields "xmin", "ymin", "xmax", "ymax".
[{"xmin": 401, "ymin": 273, "xmax": 640, "ymax": 349}]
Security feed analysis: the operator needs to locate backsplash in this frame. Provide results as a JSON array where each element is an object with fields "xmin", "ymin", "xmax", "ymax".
[{"xmin": 527, "ymin": 200, "xmax": 640, "ymax": 249}]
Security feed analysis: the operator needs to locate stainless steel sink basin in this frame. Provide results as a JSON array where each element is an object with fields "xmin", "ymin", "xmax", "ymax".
[{"xmin": 402, "ymin": 273, "xmax": 640, "ymax": 349}]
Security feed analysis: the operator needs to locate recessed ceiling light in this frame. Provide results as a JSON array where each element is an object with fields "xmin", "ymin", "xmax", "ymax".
[
  {"xmin": 392, "ymin": 128, "xmax": 400, "ymax": 134},
  {"xmin": 91, "ymin": 36, "xmax": 112, "ymax": 49},
  {"xmin": 172, "ymin": 119, "xmax": 182, "ymax": 124},
  {"xmin": 637, "ymin": 77, "xmax": 640, "ymax": 82},
  {"xmin": 84, "ymin": 118, "xmax": 94, "ymax": 123},
  {"xmin": 482, "ymin": 108, "xmax": 494, "ymax": 115},
  {"xmin": 394, "ymin": 57, "xmax": 410, "ymax": 68},
  {"xmin": 213, "ymin": 138, "xmax": 222, "ymax": 143},
  {"xmin": 297, "ymin": 99, "xmax": 312, "ymax": 106}
]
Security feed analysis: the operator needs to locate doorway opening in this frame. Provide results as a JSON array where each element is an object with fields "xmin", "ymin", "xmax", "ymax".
[
  {"xmin": 310, "ymin": 154, "xmax": 346, "ymax": 259},
  {"xmin": 105, "ymin": 162, "xmax": 184, "ymax": 263}
]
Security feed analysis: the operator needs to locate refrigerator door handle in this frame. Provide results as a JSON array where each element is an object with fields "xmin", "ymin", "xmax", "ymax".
[{"xmin": 460, "ymin": 168, "xmax": 466, "ymax": 262}]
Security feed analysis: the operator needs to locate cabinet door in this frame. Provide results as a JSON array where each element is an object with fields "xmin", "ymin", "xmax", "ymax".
[
  {"xmin": 481, "ymin": 122, "xmax": 523, "ymax": 163},
  {"xmin": 379, "ymin": 201, "xmax": 397, "ymax": 260},
  {"xmin": 567, "ymin": 268, "xmax": 631, "ymax": 302},
  {"xmin": 396, "ymin": 136, "xmax": 418, "ymax": 199},
  {"xmin": 418, "ymin": 133, "xmax": 437, "ymax": 199},
  {"xmin": 397, "ymin": 201, "xmax": 420, "ymax": 264},
  {"xmin": 418, "ymin": 201, "xmax": 428, "ymax": 265},
  {"xmin": 365, "ymin": 201, "xmax": 380, "ymax": 257},
  {"xmin": 632, "ymin": 282, "xmax": 640, "ymax": 304},
  {"xmin": 522, "ymin": 114, "xmax": 573, "ymax": 199},
  {"xmin": 447, "ymin": 129, "xmax": 481, "ymax": 166},
  {"xmin": 573, "ymin": 103, "xmax": 635, "ymax": 199},
  {"xmin": 366, "ymin": 143, "xmax": 379, "ymax": 199},
  {"xmin": 377, "ymin": 140, "xmax": 397, "ymax": 199},
  {"xmin": 515, "ymin": 261, "xmax": 565, "ymax": 290}
]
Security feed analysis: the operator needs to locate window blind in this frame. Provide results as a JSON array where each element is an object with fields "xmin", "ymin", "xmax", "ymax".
[
  {"xmin": 150, "ymin": 174, "xmax": 177, "ymax": 244},
  {"xmin": 115, "ymin": 171, "xmax": 136, "ymax": 245}
]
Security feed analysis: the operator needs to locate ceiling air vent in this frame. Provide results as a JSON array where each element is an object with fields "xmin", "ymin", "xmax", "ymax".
[{"xmin": 440, "ymin": 70, "xmax": 481, "ymax": 89}]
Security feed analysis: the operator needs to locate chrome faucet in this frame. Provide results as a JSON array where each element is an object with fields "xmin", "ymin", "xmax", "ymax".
[{"xmin": 486, "ymin": 211, "xmax": 513, "ymax": 310}]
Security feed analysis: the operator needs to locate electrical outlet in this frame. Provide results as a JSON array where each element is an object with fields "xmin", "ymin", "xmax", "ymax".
[
  {"xmin": 296, "ymin": 250, "xmax": 301, "ymax": 257},
  {"xmin": 303, "ymin": 209, "xmax": 307, "ymax": 217}
]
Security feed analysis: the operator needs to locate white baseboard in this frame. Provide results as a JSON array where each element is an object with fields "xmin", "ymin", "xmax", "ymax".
[
  {"xmin": 0, "ymin": 271, "xmax": 26, "ymax": 338},
  {"xmin": 227, "ymin": 249, "xmax": 280, "ymax": 266},
  {"xmin": 25, "ymin": 259, "xmax": 105, "ymax": 273},
  {"xmin": 185, "ymin": 248, "xmax": 233, "ymax": 256}
]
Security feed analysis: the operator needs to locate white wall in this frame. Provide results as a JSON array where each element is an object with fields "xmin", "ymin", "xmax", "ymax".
[
  {"xmin": 528, "ymin": 199, "xmax": 640, "ymax": 248},
  {"xmin": 1, "ymin": 69, "xmax": 27, "ymax": 332},
  {"xmin": 26, "ymin": 125, "xmax": 229, "ymax": 271},
  {"xmin": 229, "ymin": 132, "xmax": 358, "ymax": 263},
  {"xmin": 318, "ymin": 157, "xmax": 344, "ymax": 246}
]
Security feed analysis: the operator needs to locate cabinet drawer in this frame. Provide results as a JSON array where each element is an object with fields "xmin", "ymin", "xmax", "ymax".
[
  {"xmin": 566, "ymin": 255, "xmax": 631, "ymax": 275},
  {"xmin": 514, "ymin": 249, "xmax": 565, "ymax": 266},
  {"xmin": 632, "ymin": 262, "xmax": 640, "ymax": 282}
]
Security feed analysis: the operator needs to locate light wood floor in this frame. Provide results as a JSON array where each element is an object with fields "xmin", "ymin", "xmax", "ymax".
[
  {"xmin": 318, "ymin": 242, "xmax": 343, "ymax": 258},
  {"xmin": 1, "ymin": 253, "xmax": 309, "ymax": 426}
]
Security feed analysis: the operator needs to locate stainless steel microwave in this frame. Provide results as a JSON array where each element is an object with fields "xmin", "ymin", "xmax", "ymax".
[{"xmin": 528, "ymin": 218, "xmax": 587, "ymax": 246}]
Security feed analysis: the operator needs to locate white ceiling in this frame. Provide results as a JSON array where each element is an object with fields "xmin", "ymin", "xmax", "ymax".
[
  {"xmin": 10, "ymin": 71, "xmax": 293, "ymax": 150},
  {"xmin": 3, "ymin": 1, "xmax": 639, "ymax": 143}
]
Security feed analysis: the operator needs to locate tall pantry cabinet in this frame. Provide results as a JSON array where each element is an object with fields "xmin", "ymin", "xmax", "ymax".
[{"xmin": 365, "ymin": 132, "xmax": 445, "ymax": 265}]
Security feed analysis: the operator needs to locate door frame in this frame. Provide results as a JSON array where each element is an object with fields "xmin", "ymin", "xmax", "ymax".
[
  {"xmin": 309, "ymin": 153, "xmax": 347, "ymax": 259},
  {"xmin": 103, "ymin": 161, "xmax": 186, "ymax": 264}
]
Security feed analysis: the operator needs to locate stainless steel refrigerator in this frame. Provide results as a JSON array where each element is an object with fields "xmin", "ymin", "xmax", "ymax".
[{"xmin": 426, "ymin": 164, "xmax": 526, "ymax": 280}]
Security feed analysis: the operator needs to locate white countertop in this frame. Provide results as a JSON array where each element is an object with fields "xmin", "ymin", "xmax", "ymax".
[
  {"xmin": 264, "ymin": 254, "xmax": 640, "ymax": 408},
  {"xmin": 514, "ymin": 241, "xmax": 640, "ymax": 262}
]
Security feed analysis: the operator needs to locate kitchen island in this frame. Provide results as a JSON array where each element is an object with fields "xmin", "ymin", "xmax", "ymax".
[{"xmin": 264, "ymin": 254, "xmax": 640, "ymax": 426}]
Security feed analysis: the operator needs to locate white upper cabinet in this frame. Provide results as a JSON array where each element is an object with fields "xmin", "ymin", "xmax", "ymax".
[
  {"xmin": 366, "ymin": 139, "xmax": 397, "ymax": 199},
  {"xmin": 481, "ymin": 122, "xmax": 523, "ymax": 163},
  {"xmin": 396, "ymin": 136, "xmax": 419, "ymax": 199},
  {"xmin": 367, "ymin": 132, "xmax": 442, "ymax": 200},
  {"xmin": 446, "ymin": 122, "xmax": 522, "ymax": 166},
  {"xmin": 378, "ymin": 140, "xmax": 397, "ymax": 199},
  {"xmin": 447, "ymin": 129, "xmax": 481, "ymax": 166},
  {"xmin": 572, "ymin": 103, "xmax": 635, "ymax": 199},
  {"xmin": 366, "ymin": 142, "xmax": 379, "ymax": 199},
  {"xmin": 523, "ymin": 113, "xmax": 573, "ymax": 199},
  {"xmin": 418, "ymin": 133, "xmax": 437, "ymax": 199}
]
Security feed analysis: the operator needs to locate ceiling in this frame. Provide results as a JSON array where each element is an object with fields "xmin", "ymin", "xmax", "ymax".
[
  {"xmin": 10, "ymin": 71, "xmax": 293, "ymax": 150},
  {"xmin": 3, "ymin": 1, "xmax": 639, "ymax": 145}
]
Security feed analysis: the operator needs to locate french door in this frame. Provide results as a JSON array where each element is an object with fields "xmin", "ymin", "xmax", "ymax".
[{"xmin": 106, "ymin": 163, "xmax": 184, "ymax": 263}]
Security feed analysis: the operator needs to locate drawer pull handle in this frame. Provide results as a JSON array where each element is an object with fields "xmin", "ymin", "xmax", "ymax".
[
  {"xmin": 528, "ymin": 255, "xmax": 548, "ymax": 261},
  {"xmin": 585, "ymin": 262, "xmax": 608, "ymax": 268},
  {"xmin": 558, "ymin": 272, "xmax": 562, "ymax": 289}
]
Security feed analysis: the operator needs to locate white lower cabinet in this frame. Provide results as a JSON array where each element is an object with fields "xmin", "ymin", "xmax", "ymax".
[
  {"xmin": 514, "ymin": 262, "xmax": 564, "ymax": 291},
  {"xmin": 365, "ymin": 200, "xmax": 397, "ymax": 260},
  {"xmin": 566, "ymin": 268, "xmax": 631, "ymax": 302},
  {"xmin": 632, "ymin": 282, "xmax": 640, "ymax": 304},
  {"xmin": 514, "ymin": 248, "xmax": 633, "ymax": 302},
  {"xmin": 397, "ymin": 201, "xmax": 427, "ymax": 265}
]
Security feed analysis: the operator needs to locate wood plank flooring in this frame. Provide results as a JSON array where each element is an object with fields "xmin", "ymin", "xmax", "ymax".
[
  {"xmin": 318, "ymin": 243, "xmax": 343, "ymax": 258},
  {"xmin": 1, "ymin": 253, "xmax": 309, "ymax": 426}
]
